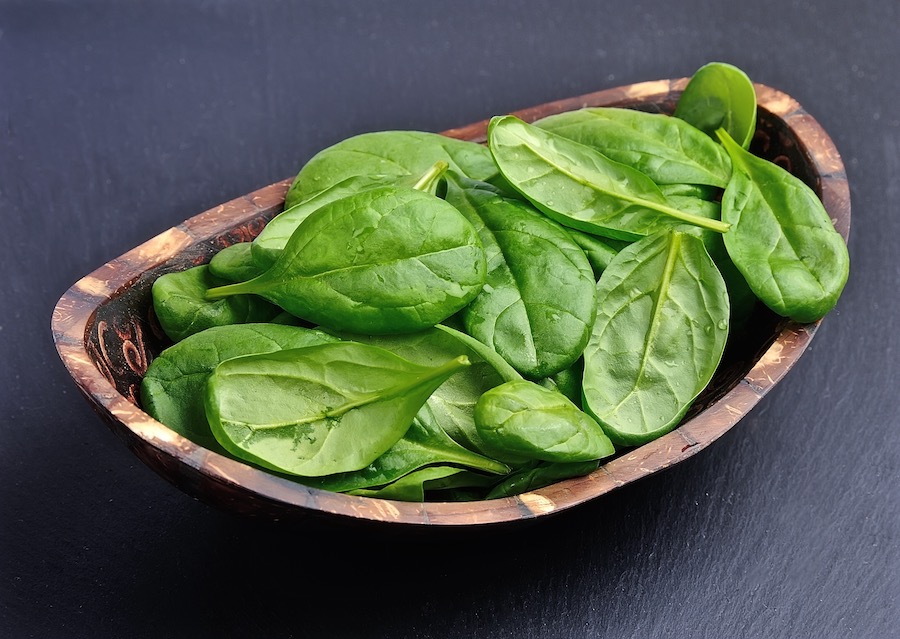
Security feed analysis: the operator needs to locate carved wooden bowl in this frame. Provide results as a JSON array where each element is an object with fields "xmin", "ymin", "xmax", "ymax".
[{"xmin": 51, "ymin": 79, "xmax": 850, "ymax": 526}]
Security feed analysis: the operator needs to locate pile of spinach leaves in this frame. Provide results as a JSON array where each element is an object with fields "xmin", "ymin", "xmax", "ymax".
[{"xmin": 141, "ymin": 63, "xmax": 849, "ymax": 501}]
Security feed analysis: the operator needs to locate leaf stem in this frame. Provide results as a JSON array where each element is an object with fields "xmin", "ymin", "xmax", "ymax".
[
  {"xmin": 412, "ymin": 160, "xmax": 450, "ymax": 192},
  {"xmin": 435, "ymin": 325, "xmax": 523, "ymax": 383}
]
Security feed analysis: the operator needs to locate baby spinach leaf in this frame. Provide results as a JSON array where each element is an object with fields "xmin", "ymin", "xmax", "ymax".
[
  {"xmin": 535, "ymin": 106, "xmax": 732, "ymax": 187},
  {"xmin": 208, "ymin": 242, "xmax": 266, "ymax": 283},
  {"xmin": 485, "ymin": 460, "xmax": 599, "ymax": 499},
  {"xmin": 207, "ymin": 186, "xmax": 487, "ymax": 334},
  {"xmin": 349, "ymin": 466, "xmax": 463, "ymax": 502},
  {"xmin": 445, "ymin": 175, "xmax": 597, "ymax": 378},
  {"xmin": 475, "ymin": 380, "xmax": 615, "ymax": 463},
  {"xmin": 538, "ymin": 359, "xmax": 583, "ymax": 405},
  {"xmin": 434, "ymin": 324, "xmax": 522, "ymax": 384},
  {"xmin": 675, "ymin": 62, "xmax": 757, "ymax": 149},
  {"xmin": 140, "ymin": 324, "xmax": 339, "ymax": 452},
  {"xmin": 717, "ymin": 129, "xmax": 849, "ymax": 322},
  {"xmin": 659, "ymin": 183, "xmax": 721, "ymax": 200},
  {"xmin": 252, "ymin": 174, "xmax": 395, "ymax": 269},
  {"xmin": 285, "ymin": 131, "xmax": 499, "ymax": 207},
  {"xmin": 334, "ymin": 327, "xmax": 506, "ymax": 456},
  {"xmin": 303, "ymin": 417, "xmax": 508, "ymax": 494},
  {"xmin": 252, "ymin": 162, "xmax": 449, "ymax": 269},
  {"xmin": 152, "ymin": 265, "xmax": 281, "ymax": 342},
  {"xmin": 487, "ymin": 115, "xmax": 730, "ymax": 241},
  {"xmin": 205, "ymin": 342, "xmax": 470, "ymax": 477},
  {"xmin": 582, "ymin": 231, "xmax": 730, "ymax": 446},
  {"xmin": 566, "ymin": 228, "xmax": 623, "ymax": 276}
]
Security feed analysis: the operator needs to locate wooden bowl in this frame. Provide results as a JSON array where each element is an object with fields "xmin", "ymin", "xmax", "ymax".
[{"xmin": 51, "ymin": 79, "xmax": 850, "ymax": 526}]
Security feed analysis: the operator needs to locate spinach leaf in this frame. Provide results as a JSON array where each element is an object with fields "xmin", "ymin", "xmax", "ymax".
[
  {"xmin": 535, "ymin": 106, "xmax": 732, "ymax": 187},
  {"xmin": 434, "ymin": 324, "xmax": 522, "ymax": 384},
  {"xmin": 253, "ymin": 162, "xmax": 449, "ymax": 269},
  {"xmin": 538, "ymin": 359, "xmax": 583, "ymax": 405},
  {"xmin": 717, "ymin": 129, "xmax": 849, "ymax": 322},
  {"xmin": 207, "ymin": 186, "xmax": 487, "ymax": 334},
  {"xmin": 140, "ymin": 324, "xmax": 338, "ymax": 452},
  {"xmin": 566, "ymin": 228, "xmax": 622, "ymax": 276},
  {"xmin": 582, "ymin": 231, "xmax": 730, "ymax": 446},
  {"xmin": 487, "ymin": 115, "xmax": 730, "ymax": 241},
  {"xmin": 205, "ymin": 342, "xmax": 470, "ymax": 477},
  {"xmin": 475, "ymin": 380, "xmax": 615, "ymax": 463},
  {"xmin": 152, "ymin": 265, "xmax": 281, "ymax": 342},
  {"xmin": 675, "ymin": 62, "xmax": 757, "ymax": 149},
  {"xmin": 252, "ymin": 175, "xmax": 395, "ymax": 269},
  {"xmin": 659, "ymin": 183, "xmax": 720, "ymax": 200},
  {"xmin": 304, "ymin": 417, "xmax": 508, "ymax": 493},
  {"xmin": 445, "ymin": 175, "xmax": 597, "ymax": 378},
  {"xmin": 485, "ymin": 460, "xmax": 599, "ymax": 499},
  {"xmin": 349, "ymin": 466, "xmax": 463, "ymax": 502},
  {"xmin": 208, "ymin": 242, "xmax": 266, "ymax": 283},
  {"xmin": 285, "ymin": 131, "xmax": 499, "ymax": 207},
  {"xmin": 334, "ymin": 327, "xmax": 506, "ymax": 456}
]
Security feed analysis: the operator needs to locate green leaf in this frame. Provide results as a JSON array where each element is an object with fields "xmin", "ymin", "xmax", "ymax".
[
  {"xmin": 151, "ymin": 265, "xmax": 281, "ymax": 342},
  {"xmin": 252, "ymin": 175, "xmax": 396, "ymax": 269},
  {"xmin": 207, "ymin": 186, "xmax": 487, "ymax": 334},
  {"xmin": 252, "ymin": 162, "xmax": 449, "ymax": 269},
  {"xmin": 583, "ymin": 231, "xmax": 730, "ymax": 446},
  {"xmin": 285, "ymin": 131, "xmax": 499, "ymax": 207},
  {"xmin": 717, "ymin": 129, "xmax": 849, "ymax": 322},
  {"xmin": 445, "ymin": 175, "xmax": 597, "ymax": 378},
  {"xmin": 485, "ymin": 460, "xmax": 599, "ymax": 499},
  {"xmin": 303, "ymin": 417, "xmax": 508, "ymax": 493},
  {"xmin": 535, "ymin": 106, "xmax": 732, "ymax": 187},
  {"xmin": 334, "ymin": 327, "xmax": 506, "ymax": 456},
  {"xmin": 475, "ymin": 380, "xmax": 615, "ymax": 463},
  {"xmin": 349, "ymin": 466, "xmax": 463, "ymax": 502},
  {"xmin": 675, "ymin": 62, "xmax": 757, "ymax": 149},
  {"xmin": 565, "ymin": 228, "xmax": 622, "ymax": 276},
  {"xmin": 140, "ymin": 324, "xmax": 339, "ymax": 452},
  {"xmin": 205, "ymin": 342, "xmax": 471, "ymax": 476},
  {"xmin": 487, "ymin": 115, "xmax": 730, "ymax": 241},
  {"xmin": 208, "ymin": 242, "xmax": 267, "ymax": 283}
]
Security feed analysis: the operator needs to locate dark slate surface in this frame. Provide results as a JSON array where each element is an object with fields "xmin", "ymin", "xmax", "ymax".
[{"xmin": 1, "ymin": 1, "xmax": 897, "ymax": 636}]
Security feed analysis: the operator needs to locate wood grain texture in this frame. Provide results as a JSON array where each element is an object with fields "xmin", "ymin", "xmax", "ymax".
[{"xmin": 51, "ymin": 80, "xmax": 850, "ymax": 526}]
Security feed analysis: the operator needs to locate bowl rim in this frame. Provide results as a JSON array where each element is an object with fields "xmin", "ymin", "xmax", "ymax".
[{"xmin": 51, "ymin": 77, "xmax": 850, "ymax": 526}]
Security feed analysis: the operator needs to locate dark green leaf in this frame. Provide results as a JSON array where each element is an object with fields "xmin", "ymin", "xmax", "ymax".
[
  {"xmin": 208, "ymin": 242, "xmax": 267, "ymax": 283},
  {"xmin": 205, "ymin": 342, "xmax": 470, "ymax": 476},
  {"xmin": 151, "ymin": 265, "xmax": 281, "ymax": 342},
  {"xmin": 475, "ymin": 380, "xmax": 615, "ymax": 463},
  {"xmin": 285, "ymin": 131, "xmax": 499, "ymax": 207},
  {"xmin": 718, "ymin": 130, "xmax": 849, "ymax": 322},
  {"xmin": 535, "ymin": 106, "xmax": 732, "ymax": 187},
  {"xmin": 140, "ymin": 324, "xmax": 338, "ymax": 452},
  {"xmin": 445, "ymin": 175, "xmax": 597, "ymax": 378},
  {"xmin": 487, "ymin": 115, "xmax": 730, "ymax": 241},
  {"xmin": 207, "ymin": 187, "xmax": 487, "ymax": 334},
  {"xmin": 485, "ymin": 460, "xmax": 599, "ymax": 499},
  {"xmin": 583, "ymin": 231, "xmax": 730, "ymax": 446},
  {"xmin": 675, "ymin": 62, "xmax": 757, "ymax": 149}
]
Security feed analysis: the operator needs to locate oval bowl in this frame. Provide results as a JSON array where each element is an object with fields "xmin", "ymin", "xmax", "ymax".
[{"xmin": 51, "ymin": 79, "xmax": 850, "ymax": 527}]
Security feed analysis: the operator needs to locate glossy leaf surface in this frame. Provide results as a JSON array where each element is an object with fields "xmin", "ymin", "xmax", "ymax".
[
  {"xmin": 305, "ymin": 417, "xmax": 507, "ymax": 494},
  {"xmin": 445, "ymin": 176, "xmax": 597, "ymax": 378},
  {"xmin": 583, "ymin": 231, "xmax": 729, "ymax": 445},
  {"xmin": 285, "ymin": 131, "xmax": 499, "ymax": 207},
  {"xmin": 152, "ymin": 265, "xmax": 280, "ymax": 342},
  {"xmin": 205, "ymin": 342, "xmax": 470, "ymax": 476},
  {"xmin": 535, "ymin": 106, "xmax": 732, "ymax": 187},
  {"xmin": 488, "ymin": 115, "xmax": 729, "ymax": 241},
  {"xmin": 207, "ymin": 187, "xmax": 487, "ymax": 334},
  {"xmin": 140, "ymin": 324, "xmax": 338, "ymax": 452},
  {"xmin": 675, "ymin": 62, "xmax": 757, "ymax": 148},
  {"xmin": 718, "ymin": 130, "xmax": 849, "ymax": 322},
  {"xmin": 486, "ymin": 460, "xmax": 599, "ymax": 499},
  {"xmin": 331, "ymin": 327, "xmax": 506, "ymax": 455},
  {"xmin": 475, "ymin": 380, "xmax": 615, "ymax": 462},
  {"xmin": 208, "ymin": 242, "xmax": 266, "ymax": 283}
]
